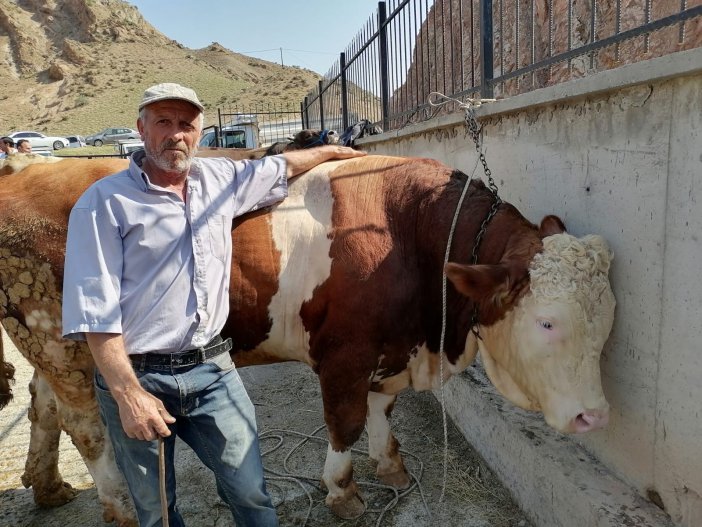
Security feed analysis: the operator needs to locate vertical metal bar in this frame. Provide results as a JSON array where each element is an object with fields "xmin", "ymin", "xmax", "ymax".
[
  {"xmin": 412, "ymin": 0, "xmax": 418, "ymax": 108},
  {"xmin": 216, "ymin": 107, "xmax": 222, "ymax": 147},
  {"xmin": 440, "ymin": 0, "xmax": 447, "ymax": 96},
  {"xmin": 515, "ymin": 0, "xmax": 520, "ymax": 90},
  {"xmin": 590, "ymin": 0, "xmax": 597, "ymax": 69},
  {"xmin": 391, "ymin": 3, "xmax": 397, "ymax": 126},
  {"xmin": 615, "ymin": 0, "xmax": 621, "ymax": 61},
  {"xmin": 378, "ymin": 1, "xmax": 390, "ymax": 131},
  {"xmin": 531, "ymin": 0, "xmax": 535, "ymax": 86},
  {"xmin": 303, "ymin": 96, "xmax": 309, "ymax": 129},
  {"xmin": 432, "ymin": 0, "xmax": 438, "ymax": 95},
  {"xmin": 644, "ymin": 0, "xmax": 651, "ymax": 53},
  {"xmin": 458, "ymin": 0, "xmax": 464, "ymax": 93},
  {"xmin": 568, "ymin": 0, "xmax": 573, "ymax": 74},
  {"xmin": 679, "ymin": 0, "xmax": 687, "ymax": 44},
  {"xmin": 470, "ymin": 0, "xmax": 475, "ymax": 89},
  {"xmin": 340, "ymin": 52, "xmax": 349, "ymax": 130},
  {"xmin": 318, "ymin": 80, "xmax": 324, "ymax": 130},
  {"xmin": 448, "ymin": 0, "xmax": 454, "ymax": 95},
  {"xmin": 499, "ymin": 0, "xmax": 504, "ymax": 90},
  {"xmin": 480, "ymin": 0, "xmax": 494, "ymax": 98}
]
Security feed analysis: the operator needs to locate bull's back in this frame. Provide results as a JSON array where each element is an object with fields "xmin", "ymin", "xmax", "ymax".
[{"xmin": 227, "ymin": 155, "xmax": 425, "ymax": 367}]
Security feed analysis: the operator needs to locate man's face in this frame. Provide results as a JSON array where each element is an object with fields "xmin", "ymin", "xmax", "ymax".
[
  {"xmin": 137, "ymin": 100, "xmax": 202, "ymax": 173},
  {"xmin": 17, "ymin": 142, "xmax": 31, "ymax": 153},
  {"xmin": 0, "ymin": 142, "xmax": 8, "ymax": 153}
]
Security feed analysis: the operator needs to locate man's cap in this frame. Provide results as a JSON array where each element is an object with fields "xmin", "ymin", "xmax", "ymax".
[
  {"xmin": 139, "ymin": 83, "xmax": 204, "ymax": 112},
  {"xmin": 1, "ymin": 137, "xmax": 14, "ymax": 146}
]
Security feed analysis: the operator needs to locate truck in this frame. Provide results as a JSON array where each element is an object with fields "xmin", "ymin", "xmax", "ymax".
[{"xmin": 199, "ymin": 115, "xmax": 260, "ymax": 149}]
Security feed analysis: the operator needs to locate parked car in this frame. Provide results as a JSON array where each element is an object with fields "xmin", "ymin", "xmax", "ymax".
[
  {"xmin": 85, "ymin": 127, "xmax": 140, "ymax": 146},
  {"xmin": 66, "ymin": 135, "xmax": 86, "ymax": 148},
  {"xmin": 8, "ymin": 131, "xmax": 69, "ymax": 150}
]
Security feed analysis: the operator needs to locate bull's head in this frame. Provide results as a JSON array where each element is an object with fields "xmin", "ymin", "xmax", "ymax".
[{"xmin": 446, "ymin": 224, "xmax": 616, "ymax": 434}]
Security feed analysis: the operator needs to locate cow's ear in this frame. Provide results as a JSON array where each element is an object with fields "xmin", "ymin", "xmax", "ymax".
[
  {"xmin": 445, "ymin": 263, "xmax": 509, "ymax": 299},
  {"xmin": 539, "ymin": 215, "xmax": 566, "ymax": 237},
  {"xmin": 445, "ymin": 262, "xmax": 528, "ymax": 323}
]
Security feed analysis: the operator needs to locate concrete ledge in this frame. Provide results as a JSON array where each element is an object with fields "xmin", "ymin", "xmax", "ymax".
[{"xmin": 436, "ymin": 367, "xmax": 675, "ymax": 527}]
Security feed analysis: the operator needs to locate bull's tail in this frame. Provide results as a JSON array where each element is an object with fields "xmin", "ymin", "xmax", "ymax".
[{"xmin": 0, "ymin": 331, "xmax": 15, "ymax": 409}]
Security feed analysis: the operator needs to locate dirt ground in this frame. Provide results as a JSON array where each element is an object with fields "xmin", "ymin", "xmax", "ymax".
[{"xmin": 0, "ymin": 330, "xmax": 531, "ymax": 527}]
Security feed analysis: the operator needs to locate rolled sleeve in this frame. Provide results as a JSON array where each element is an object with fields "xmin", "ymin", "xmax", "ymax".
[
  {"xmin": 230, "ymin": 155, "xmax": 288, "ymax": 217},
  {"xmin": 62, "ymin": 206, "xmax": 124, "ymax": 340}
]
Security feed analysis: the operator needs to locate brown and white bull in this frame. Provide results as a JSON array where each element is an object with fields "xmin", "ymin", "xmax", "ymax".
[{"xmin": 0, "ymin": 155, "xmax": 615, "ymax": 524}]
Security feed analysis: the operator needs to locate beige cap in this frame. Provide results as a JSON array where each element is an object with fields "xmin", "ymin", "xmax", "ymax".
[{"xmin": 139, "ymin": 82, "xmax": 204, "ymax": 112}]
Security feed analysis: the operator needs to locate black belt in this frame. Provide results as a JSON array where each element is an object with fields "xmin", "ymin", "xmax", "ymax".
[{"xmin": 130, "ymin": 335, "xmax": 233, "ymax": 369}]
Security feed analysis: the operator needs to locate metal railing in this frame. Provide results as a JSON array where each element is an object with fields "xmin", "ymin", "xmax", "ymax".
[
  {"xmin": 216, "ymin": 103, "xmax": 304, "ymax": 147},
  {"xmin": 302, "ymin": 0, "xmax": 702, "ymax": 134}
]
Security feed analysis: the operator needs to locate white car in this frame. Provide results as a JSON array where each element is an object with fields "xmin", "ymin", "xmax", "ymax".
[{"xmin": 9, "ymin": 131, "xmax": 69, "ymax": 150}]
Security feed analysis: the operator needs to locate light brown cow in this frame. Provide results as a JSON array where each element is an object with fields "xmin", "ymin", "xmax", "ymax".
[
  {"xmin": 0, "ymin": 155, "xmax": 616, "ymax": 523},
  {"xmin": 0, "ymin": 152, "xmax": 63, "ymax": 176}
]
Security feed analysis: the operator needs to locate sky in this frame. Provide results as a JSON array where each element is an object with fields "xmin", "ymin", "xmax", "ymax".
[{"xmin": 126, "ymin": 1, "xmax": 384, "ymax": 75}]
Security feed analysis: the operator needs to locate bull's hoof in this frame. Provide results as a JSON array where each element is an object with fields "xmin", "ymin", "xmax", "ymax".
[
  {"xmin": 33, "ymin": 481, "xmax": 78, "ymax": 507},
  {"xmin": 327, "ymin": 492, "xmax": 366, "ymax": 519},
  {"xmin": 101, "ymin": 498, "xmax": 138, "ymax": 527},
  {"xmin": 377, "ymin": 467, "xmax": 411, "ymax": 489}
]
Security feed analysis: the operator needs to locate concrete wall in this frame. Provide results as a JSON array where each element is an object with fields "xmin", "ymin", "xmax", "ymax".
[{"xmin": 357, "ymin": 47, "xmax": 702, "ymax": 527}]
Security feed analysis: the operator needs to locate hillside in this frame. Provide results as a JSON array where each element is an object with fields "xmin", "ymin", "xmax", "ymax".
[{"xmin": 0, "ymin": 0, "xmax": 321, "ymax": 136}]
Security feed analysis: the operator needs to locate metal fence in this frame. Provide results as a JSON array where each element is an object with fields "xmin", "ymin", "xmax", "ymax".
[
  {"xmin": 302, "ymin": 0, "xmax": 702, "ymax": 134},
  {"xmin": 215, "ymin": 103, "xmax": 304, "ymax": 147}
]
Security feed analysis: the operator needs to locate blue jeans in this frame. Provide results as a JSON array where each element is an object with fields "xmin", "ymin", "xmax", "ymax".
[{"xmin": 94, "ymin": 352, "xmax": 278, "ymax": 527}]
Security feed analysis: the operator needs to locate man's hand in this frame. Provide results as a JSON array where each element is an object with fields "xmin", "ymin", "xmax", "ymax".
[
  {"xmin": 86, "ymin": 333, "xmax": 175, "ymax": 441},
  {"xmin": 282, "ymin": 144, "xmax": 367, "ymax": 179},
  {"xmin": 116, "ymin": 387, "xmax": 175, "ymax": 441}
]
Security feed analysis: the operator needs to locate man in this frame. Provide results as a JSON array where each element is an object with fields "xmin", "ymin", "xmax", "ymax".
[
  {"xmin": 16, "ymin": 139, "xmax": 32, "ymax": 153},
  {"xmin": 0, "ymin": 137, "xmax": 17, "ymax": 157},
  {"xmin": 62, "ymin": 82, "xmax": 365, "ymax": 527}
]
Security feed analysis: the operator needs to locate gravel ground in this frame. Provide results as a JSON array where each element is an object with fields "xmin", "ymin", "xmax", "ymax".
[{"xmin": 0, "ymin": 329, "xmax": 531, "ymax": 527}]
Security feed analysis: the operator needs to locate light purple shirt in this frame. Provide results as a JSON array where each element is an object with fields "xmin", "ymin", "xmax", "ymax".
[{"xmin": 62, "ymin": 150, "xmax": 287, "ymax": 354}]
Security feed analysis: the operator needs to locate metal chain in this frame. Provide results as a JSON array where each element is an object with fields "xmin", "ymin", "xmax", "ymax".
[{"xmin": 464, "ymin": 105, "xmax": 502, "ymax": 266}]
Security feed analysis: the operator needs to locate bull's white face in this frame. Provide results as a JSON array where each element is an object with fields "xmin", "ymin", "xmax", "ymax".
[{"xmin": 477, "ymin": 233, "xmax": 616, "ymax": 434}]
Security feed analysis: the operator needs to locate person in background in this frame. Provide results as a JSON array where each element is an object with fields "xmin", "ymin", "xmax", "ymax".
[
  {"xmin": 0, "ymin": 137, "xmax": 17, "ymax": 157},
  {"xmin": 16, "ymin": 139, "xmax": 32, "ymax": 154},
  {"xmin": 62, "ymin": 82, "xmax": 366, "ymax": 527}
]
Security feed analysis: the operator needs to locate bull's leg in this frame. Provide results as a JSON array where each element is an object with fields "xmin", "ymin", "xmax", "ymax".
[
  {"xmin": 22, "ymin": 372, "xmax": 77, "ymax": 506},
  {"xmin": 366, "ymin": 391, "xmax": 410, "ymax": 488},
  {"xmin": 55, "ymin": 395, "xmax": 137, "ymax": 527},
  {"xmin": 318, "ymin": 362, "xmax": 368, "ymax": 519}
]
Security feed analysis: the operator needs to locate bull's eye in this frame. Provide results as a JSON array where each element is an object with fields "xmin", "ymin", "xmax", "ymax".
[{"xmin": 537, "ymin": 319, "xmax": 553, "ymax": 330}]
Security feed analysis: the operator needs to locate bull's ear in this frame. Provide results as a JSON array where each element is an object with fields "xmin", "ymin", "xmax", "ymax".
[
  {"xmin": 445, "ymin": 262, "xmax": 529, "ymax": 323},
  {"xmin": 445, "ymin": 263, "xmax": 510, "ymax": 299},
  {"xmin": 539, "ymin": 215, "xmax": 566, "ymax": 237}
]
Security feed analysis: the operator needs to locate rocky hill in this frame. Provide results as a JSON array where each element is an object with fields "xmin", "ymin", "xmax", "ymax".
[{"xmin": 0, "ymin": 0, "xmax": 321, "ymax": 136}]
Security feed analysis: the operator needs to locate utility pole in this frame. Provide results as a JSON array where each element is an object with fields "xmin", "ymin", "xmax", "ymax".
[{"xmin": 280, "ymin": 47, "xmax": 284, "ymax": 67}]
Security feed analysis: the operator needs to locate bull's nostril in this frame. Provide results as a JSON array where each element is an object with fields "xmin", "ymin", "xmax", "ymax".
[{"xmin": 573, "ymin": 410, "xmax": 609, "ymax": 433}]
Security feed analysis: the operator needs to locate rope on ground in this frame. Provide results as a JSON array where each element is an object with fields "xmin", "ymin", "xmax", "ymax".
[{"xmin": 259, "ymin": 424, "xmax": 430, "ymax": 527}]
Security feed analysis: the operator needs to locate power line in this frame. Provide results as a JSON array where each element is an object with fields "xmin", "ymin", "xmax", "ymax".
[{"xmin": 238, "ymin": 47, "xmax": 336, "ymax": 56}]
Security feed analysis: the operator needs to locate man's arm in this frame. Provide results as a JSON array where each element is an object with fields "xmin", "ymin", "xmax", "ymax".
[
  {"xmin": 282, "ymin": 145, "xmax": 366, "ymax": 179},
  {"xmin": 86, "ymin": 333, "xmax": 175, "ymax": 441}
]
